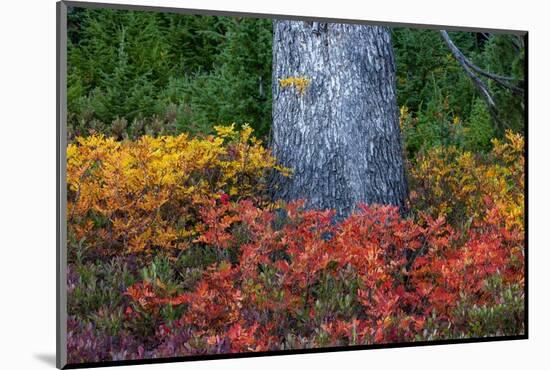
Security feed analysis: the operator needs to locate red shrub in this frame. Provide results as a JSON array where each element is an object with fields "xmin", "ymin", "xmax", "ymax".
[{"xmin": 124, "ymin": 198, "xmax": 524, "ymax": 351}]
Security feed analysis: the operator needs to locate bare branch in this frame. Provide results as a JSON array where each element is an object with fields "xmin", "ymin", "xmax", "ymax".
[
  {"xmin": 510, "ymin": 35, "xmax": 524, "ymax": 52},
  {"xmin": 441, "ymin": 31, "xmax": 523, "ymax": 95},
  {"xmin": 463, "ymin": 58, "xmax": 524, "ymax": 94},
  {"xmin": 440, "ymin": 30, "xmax": 499, "ymax": 123}
]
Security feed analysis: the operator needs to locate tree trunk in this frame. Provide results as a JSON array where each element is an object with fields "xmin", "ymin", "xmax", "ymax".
[{"xmin": 271, "ymin": 20, "xmax": 407, "ymax": 217}]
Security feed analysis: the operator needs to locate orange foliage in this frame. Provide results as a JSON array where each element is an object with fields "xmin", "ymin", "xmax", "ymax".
[{"xmin": 67, "ymin": 125, "xmax": 289, "ymax": 254}]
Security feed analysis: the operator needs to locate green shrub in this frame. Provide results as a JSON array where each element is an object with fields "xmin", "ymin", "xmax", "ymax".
[{"xmin": 463, "ymin": 98, "xmax": 495, "ymax": 152}]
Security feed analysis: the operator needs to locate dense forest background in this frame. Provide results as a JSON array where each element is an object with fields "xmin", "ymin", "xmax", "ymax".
[{"xmin": 67, "ymin": 7, "xmax": 525, "ymax": 156}]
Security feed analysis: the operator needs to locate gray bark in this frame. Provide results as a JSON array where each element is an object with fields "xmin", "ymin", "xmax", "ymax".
[{"xmin": 271, "ymin": 21, "xmax": 407, "ymax": 217}]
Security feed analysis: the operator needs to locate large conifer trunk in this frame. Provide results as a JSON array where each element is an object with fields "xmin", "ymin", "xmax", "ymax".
[{"xmin": 271, "ymin": 20, "xmax": 408, "ymax": 217}]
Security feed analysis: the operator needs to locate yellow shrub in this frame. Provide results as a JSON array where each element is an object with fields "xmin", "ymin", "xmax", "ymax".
[
  {"xmin": 67, "ymin": 124, "xmax": 289, "ymax": 254},
  {"xmin": 409, "ymin": 130, "xmax": 524, "ymax": 232}
]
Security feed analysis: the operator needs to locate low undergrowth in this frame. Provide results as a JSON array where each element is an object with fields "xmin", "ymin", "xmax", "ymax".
[{"xmin": 66, "ymin": 127, "xmax": 524, "ymax": 363}]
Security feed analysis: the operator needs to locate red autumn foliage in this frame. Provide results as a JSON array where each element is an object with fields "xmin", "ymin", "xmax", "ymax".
[{"xmin": 124, "ymin": 199, "xmax": 524, "ymax": 351}]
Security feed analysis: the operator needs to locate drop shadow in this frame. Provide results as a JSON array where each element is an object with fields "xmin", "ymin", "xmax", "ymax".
[{"xmin": 34, "ymin": 353, "xmax": 57, "ymax": 367}]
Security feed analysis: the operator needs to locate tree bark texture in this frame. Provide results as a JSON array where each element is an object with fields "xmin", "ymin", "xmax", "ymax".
[{"xmin": 271, "ymin": 20, "xmax": 407, "ymax": 217}]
